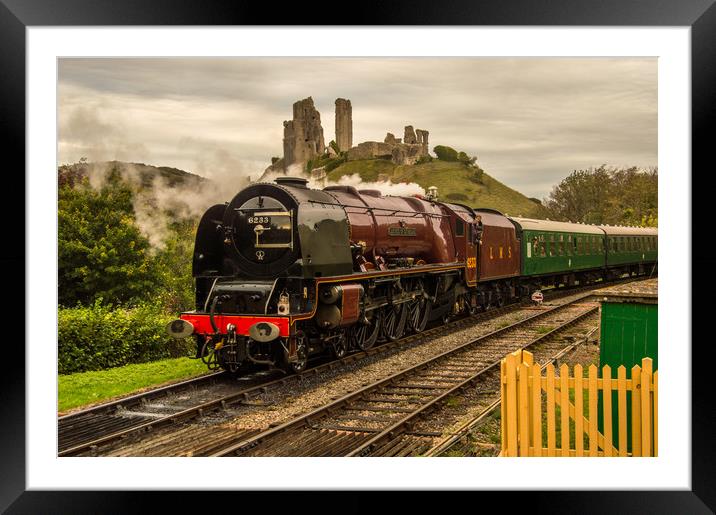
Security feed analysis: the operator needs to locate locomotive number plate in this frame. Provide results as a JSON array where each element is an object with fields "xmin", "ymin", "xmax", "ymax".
[
  {"xmin": 248, "ymin": 216, "xmax": 270, "ymax": 224},
  {"xmin": 388, "ymin": 227, "xmax": 416, "ymax": 237}
]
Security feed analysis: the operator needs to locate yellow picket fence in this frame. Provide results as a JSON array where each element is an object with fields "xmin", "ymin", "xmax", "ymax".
[{"xmin": 500, "ymin": 350, "xmax": 657, "ymax": 457}]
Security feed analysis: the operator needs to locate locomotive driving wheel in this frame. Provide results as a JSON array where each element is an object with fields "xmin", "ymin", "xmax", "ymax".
[
  {"xmin": 406, "ymin": 292, "xmax": 431, "ymax": 334},
  {"xmin": 381, "ymin": 303, "xmax": 408, "ymax": 342},
  {"xmin": 350, "ymin": 309, "xmax": 382, "ymax": 351}
]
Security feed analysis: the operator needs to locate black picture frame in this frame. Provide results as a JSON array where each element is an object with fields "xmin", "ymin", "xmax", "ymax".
[{"xmin": 3, "ymin": 1, "xmax": 713, "ymax": 512}]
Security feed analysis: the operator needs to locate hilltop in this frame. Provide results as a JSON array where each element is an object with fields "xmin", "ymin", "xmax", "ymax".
[
  {"xmin": 325, "ymin": 159, "xmax": 549, "ymax": 219},
  {"xmin": 57, "ymin": 160, "xmax": 206, "ymax": 189}
]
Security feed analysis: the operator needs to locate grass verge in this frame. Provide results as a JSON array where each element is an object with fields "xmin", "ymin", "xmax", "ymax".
[{"xmin": 58, "ymin": 356, "xmax": 210, "ymax": 413}]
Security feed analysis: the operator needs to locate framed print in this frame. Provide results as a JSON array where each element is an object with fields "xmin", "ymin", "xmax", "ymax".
[{"xmin": 3, "ymin": 0, "xmax": 714, "ymax": 512}]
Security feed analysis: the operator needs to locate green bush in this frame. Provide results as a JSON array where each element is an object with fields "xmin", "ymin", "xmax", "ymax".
[
  {"xmin": 458, "ymin": 151, "xmax": 477, "ymax": 166},
  {"xmin": 58, "ymin": 169, "xmax": 160, "ymax": 307},
  {"xmin": 433, "ymin": 145, "xmax": 459, "ymax": 162},
  {"xmin": 324, "ymin": 155, "xmax": 347, "ymax": 172},
  {"xmin": 416, "ymin": 155, "xmax": 433, "ymax": 165},
  {"xmin": 468, "ymin": 167, "xmax": 485, "ymax": 184},
  {"xmin": 58, "ymin": 301, "xmax": 193, "ymax": 374}
]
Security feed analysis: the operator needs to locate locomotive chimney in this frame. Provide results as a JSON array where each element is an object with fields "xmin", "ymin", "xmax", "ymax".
[{"xmin": 426, "ymin": 186, "xmax": 439, "ymax": 201}]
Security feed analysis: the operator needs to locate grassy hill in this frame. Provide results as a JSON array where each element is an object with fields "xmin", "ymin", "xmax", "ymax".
[
  {"xmin": 325, "ymin": 159, "xmax": 549, "ymax": 218},
  {"xmin": 58, "ymin": 160, "xmax": 206, "ymax": 189}
]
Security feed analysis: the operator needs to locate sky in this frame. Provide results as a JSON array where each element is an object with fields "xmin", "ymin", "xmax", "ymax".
[{"xmin": 58, "ymin": 57, "xmax": 657, "ymax": 200}]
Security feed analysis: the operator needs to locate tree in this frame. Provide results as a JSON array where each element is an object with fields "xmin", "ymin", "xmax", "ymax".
[
  {"xmin": 433, "ymin": 145, "xmax": 459, "ymax": 162},
  {"xmin": 458, "ymin": 151, "xmax": 477, "ymax": 166},
  {"xmin": 58, "ymin": 168, "xmax": 160, "ymax": 307},
  {"xmin": 543, "ymin": 165, "xmax": 657, "ymax": 226}
]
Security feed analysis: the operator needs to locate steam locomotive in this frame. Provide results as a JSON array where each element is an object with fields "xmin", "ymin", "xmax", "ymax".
[{"xmin": 168, "ymin": 176, "xmax": 657, "ymax": 375}]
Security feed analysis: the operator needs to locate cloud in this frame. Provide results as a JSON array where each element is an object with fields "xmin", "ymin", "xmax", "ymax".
[{"xmin": 58, "ymin": 57, "xmax": 656, "ymax": 199}]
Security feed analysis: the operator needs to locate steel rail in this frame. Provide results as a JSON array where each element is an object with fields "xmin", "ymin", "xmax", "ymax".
[
  {"xmin": 59, "ymin": 284, "xmax": 590, "ymax": 456},
  {"xmin": 346, "ymin": 307, "xmax": 599, "ymax": 456},
  {"xmin": 413, "ymin": 326, "xmax": 600, "ymax": 457},
  {"xmin": 58, "ymin": 370, "xmax": 226, "ymax": 422},
  {"xmin": 59, "ymin": 277, "xmax": 632, "ymax": 456},
  {"xmin": 209, "ymin": 297, "xmax": 598, "ymax": 457}
]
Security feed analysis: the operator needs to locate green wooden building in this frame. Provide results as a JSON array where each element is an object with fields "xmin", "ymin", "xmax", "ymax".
[{"xmin": 597, "ymin": 278, "xmax": 658, "ymax": 450}]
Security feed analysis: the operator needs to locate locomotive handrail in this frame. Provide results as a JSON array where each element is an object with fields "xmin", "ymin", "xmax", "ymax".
[{"xmin": 306, "ymin": 199, "xmax": 449, "ymax": 218}]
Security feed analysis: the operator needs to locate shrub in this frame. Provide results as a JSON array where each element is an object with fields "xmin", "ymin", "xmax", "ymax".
[
  {"xmin": 433, "ymin": 145, "xmax": 459, "ymax": 162},
  {"xmin": 458, "ymin": 151, "xmax": 478, "ymax": 166},
  {"xmin": 324, "ymin": 155, "xmax": 347, "ymax": 172},
  {"xmin": 58, "ymin": 301, "xmax": 193, "ymax": 374},
  {"xmin": 466, "ymin": 167, "xmax": 485, "ymax": 185},
  {"xmin": 58, "ymin": 169, "xmax": 160, "ymax": 307},
  {"xmin": 416, "ymin": 155, "xmax": 433, "ymax": 165}
]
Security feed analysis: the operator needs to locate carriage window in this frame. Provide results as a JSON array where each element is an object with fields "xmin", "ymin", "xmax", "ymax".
[
  {"xmin": 456, "ymin": 219, "xmax": 464, "ymax": 236},
  {"xmin": 558, "ymin": 241, "xmax": 564, "ymax": 256}
]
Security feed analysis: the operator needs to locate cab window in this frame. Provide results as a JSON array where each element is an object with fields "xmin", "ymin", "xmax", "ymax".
[{"xmin": 456, "ymin": 219, "xmax": 464, "ymax": 237}]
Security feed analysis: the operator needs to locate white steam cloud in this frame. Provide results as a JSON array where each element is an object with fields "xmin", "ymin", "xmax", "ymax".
[
  {"xmin": 319, "ymin": 173, "xmax": 426, "ymax": 197},
  {"xmin": 77, "ymin": 162, "xmax": 426, "ymax": 249}
]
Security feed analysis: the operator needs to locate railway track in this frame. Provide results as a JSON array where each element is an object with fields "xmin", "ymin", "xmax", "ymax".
[
  {"xmin": 208, "ymin": 295, "xmax": 600, "ymax": 457},
  {"xmin": 424, "ymin": 325, "xmax": 600, "ymax": 457},
  {"xmin": 58, "ymin": 371, "xmax": 229, "ymax": 453},
  {"xmin": 59, "ymin": 282, "xmax": 605, "ymax": 457},
  {"xmin": 60, "ymin": 278, "xmax": 640, "ymax": 457}
]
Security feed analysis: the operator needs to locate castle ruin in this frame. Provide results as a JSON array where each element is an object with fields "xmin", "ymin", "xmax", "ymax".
[
  {"xmin": 264, "ymin": 96, "xmax": 431, "ymax": 176},
  {"xmin": 282, "ymin": 97, "xmax": 325, "ymax": 169},
  {"xmin": 335, "ymin": 98, "xmax": 353, "ymax": 152}
]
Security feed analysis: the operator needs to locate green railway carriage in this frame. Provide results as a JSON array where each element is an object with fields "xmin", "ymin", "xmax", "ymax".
[
  {"xmin": 599, "ymin": 225, "xmax": 658, "ymax": 268},
  {"xmin": 509, "ymin": 218, "xmax": 605, "ymax": 277}
]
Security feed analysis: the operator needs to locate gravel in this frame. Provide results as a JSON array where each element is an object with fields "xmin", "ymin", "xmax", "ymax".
[{"xmin": 221, "ymin": 291, "xmax": 594, "ymax": 432}]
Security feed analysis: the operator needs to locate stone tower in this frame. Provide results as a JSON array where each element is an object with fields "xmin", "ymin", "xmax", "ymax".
[
  {"xmin": 283, "ymin": 97, "xmax": 325, "ymax": 168},
  {"xmin": 335, "ymin": 98, "xmax": 353, "ymax": 152},
  {"xmin": 403, "ymin": 125, "xmax": 417, "ymax": 144}
]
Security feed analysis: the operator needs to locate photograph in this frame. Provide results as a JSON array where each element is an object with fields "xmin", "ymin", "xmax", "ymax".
[
  {"xmin": 56, "ymin": 56, "xmax": 659, "ymax": 458},
  {"xmin": 4, "ymin": 8, "xmax": 710, "ymax": 510}
]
